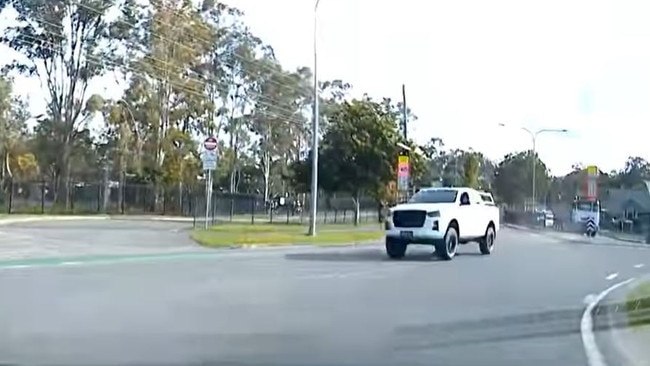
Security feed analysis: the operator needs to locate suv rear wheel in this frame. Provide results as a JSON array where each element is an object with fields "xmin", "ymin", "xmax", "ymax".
[
  {"xmin": 479, "ymin": 225, "xmax": 496, "ymax": 255},
  {"xmin": 386, "ymin": 238, "xmax": 407, "ymax": 259}
]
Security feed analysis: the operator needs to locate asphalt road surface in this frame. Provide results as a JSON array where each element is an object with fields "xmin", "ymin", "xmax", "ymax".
[{"xmin": 0, "ymin": 221, "xmax": 649, "ymax": 366}]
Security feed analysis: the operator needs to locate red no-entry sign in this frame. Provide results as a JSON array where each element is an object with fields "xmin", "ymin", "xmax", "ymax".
[{"xmin": 204, "ymin": 137, "xmax": 217, "ymax": 151}]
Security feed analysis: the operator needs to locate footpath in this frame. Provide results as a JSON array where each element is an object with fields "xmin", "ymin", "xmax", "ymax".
[
  {"xmin": 599, "ymin": 229, "xmax": 647, "ymax": 244},
  {"xmin": 503, "ymin": 223, "xmax": 649, "ymax": 247},
  {"xmin": 0, "ymin": 214, "xmax": 197, "ymax": 225}
]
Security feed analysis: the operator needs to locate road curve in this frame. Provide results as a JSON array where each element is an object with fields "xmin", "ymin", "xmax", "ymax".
[{"xmin": 0, "ymin": 222, "xmax": 649, "ymax": 366}]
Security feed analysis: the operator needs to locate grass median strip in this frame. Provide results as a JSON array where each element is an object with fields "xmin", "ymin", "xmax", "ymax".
[
  {"xmin": 625, "ymin": 281, "xmax": 650, "ymax": 327},
  {"xmin": 191, "ymin": 223, "xmax": 384, "ymax": 248}
]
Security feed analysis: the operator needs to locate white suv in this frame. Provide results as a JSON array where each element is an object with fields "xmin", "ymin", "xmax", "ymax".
[{"xmin": 384, "ymin": 187, "xmax": 500, "ymax": 260}]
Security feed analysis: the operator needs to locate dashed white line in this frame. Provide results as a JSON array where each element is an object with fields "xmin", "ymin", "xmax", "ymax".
[
  {"xmin": 60, "ymin": 261, "xmax": 82, "ymax": 266},
  {"xmin": 3, "ymin": 265, "xmax": 32, "ymax": 269},
  {"xmin": 634, "ymin": 263, "xmax": 645, "ymax": 269},
  {"xmin": 605, "ymin": 273, "xmax": 619, "ymax": 281},
  {"xmin": 298, "ymin": 270, "xmax": 383, "ymax": 280},
  {"xmin": 582, "ymin": 277, "xmax": 635, "ymax": 366}
]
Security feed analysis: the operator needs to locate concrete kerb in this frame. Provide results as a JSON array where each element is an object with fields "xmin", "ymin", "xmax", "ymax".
[
  {"xmin": 0, "ymin": 215, "xmax": 111, "ymax": 226},
  {"xmin": 236, "ymin": 240, "xmax": 382, "ymax": 250},
  {"xmin": 0, "ymin": 215, "xmax": 203, "ymax": 226},
  {"xmin": 599, "ymin": 231, "xmax": 646, "ymax": 245},
  {"xmin": 502, "ymin": 223, "xmax": 543, "ymax": 233}
]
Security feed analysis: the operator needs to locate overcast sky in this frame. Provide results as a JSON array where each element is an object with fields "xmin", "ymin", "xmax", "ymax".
[{"xmin": 2, "ymin": 0, "xmax": 650, "ymax": 175}]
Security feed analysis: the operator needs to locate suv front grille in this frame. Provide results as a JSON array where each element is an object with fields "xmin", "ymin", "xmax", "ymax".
[{"xmin": 393, "ymin": 210, "xmax": 426, "ymax": 228}]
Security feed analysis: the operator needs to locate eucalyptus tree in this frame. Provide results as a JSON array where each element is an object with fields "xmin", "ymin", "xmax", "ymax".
[
  {"xmin": 249, "ymin": 57, "xmax": 310, "ymax": 203},
  {"xmin": 0, "ymin": 0, "xmax": 119, "ymax": 205},
  {"xmin": 0, "ymin": 77, "xmax": 25, "ymax": 181}
]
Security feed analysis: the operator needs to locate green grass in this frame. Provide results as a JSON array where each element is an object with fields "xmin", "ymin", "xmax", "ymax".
[
  {"xmin": 191, "ymin": 223, "xmax": 384, "ymax": 248},
  {"xmin": 625, "ymin": 281, "xmax": 650, "ymax": 327}
]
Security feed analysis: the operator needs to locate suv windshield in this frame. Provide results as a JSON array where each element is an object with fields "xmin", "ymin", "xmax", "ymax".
[{"xmin": 409, "ymin": 189, "xmax": 458, "ymax": 203}]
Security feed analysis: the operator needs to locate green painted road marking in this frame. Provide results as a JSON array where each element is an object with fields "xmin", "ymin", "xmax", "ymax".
[{"xmin": 0, "ymin": 251, "xmax": 224, "ymax": 269}]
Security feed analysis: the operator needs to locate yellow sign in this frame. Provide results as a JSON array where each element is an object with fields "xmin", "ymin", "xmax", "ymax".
[
  {"xmin": 398, "ymin": 155, "xmax": 409, "ymax": 164},
  {"xmin": 586, "ymin": 165, "xmax": 598, "ymax": 177}
]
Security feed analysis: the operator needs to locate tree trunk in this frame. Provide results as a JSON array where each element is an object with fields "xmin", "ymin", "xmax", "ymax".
[
  {"xmin": 57, "ymin": 145, "xmax": 72, "ymax": 210},
  {"xmin": 178, "ymin": 180, "xmax": 183, "ymax": 214},
  {"xmin": 352, "ymin": 192, "xmax": 360, "ymax": 226},
  {"xmin": 102, "ymin": 166, "xmax": 110, "ymax": 213},
  {"xmin": 118, "ymin": 170, "xmax": 125, "ymax": 214},
  {"xmin": 262, "ymin": 152, "xmax": 270, "ymax": 206}
]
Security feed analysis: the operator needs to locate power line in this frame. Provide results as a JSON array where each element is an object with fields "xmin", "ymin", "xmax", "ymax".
[
  {"xmin": 9, "ymin": 30, "xmax": 310, "ymax": 129},
  {"xmin": 72, "ymin": 0, "xmax": 305, "ymax": 96}
]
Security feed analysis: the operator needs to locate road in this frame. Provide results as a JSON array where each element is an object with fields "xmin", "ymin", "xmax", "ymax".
[{"xmin": 0, "ymin": 220, "xmax": 648, "ymax": 366}]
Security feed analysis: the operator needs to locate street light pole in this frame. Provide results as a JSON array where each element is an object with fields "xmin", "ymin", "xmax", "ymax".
[
  {"xmin": 308, "ymin": 0, "xmax": 321, "ymax": 236},
  {"xmin": 499, "ymin": 124, "xmax": 567, "ymax": 208}
]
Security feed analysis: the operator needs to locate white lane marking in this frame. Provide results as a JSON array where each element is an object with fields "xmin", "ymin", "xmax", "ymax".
[
  {"xmin": 583, "ymin": 294, "xmax": 597, "ymax": 305},
  {"xmin": 581, "ymin": 277, "xmax": 635, "ymax": 366},
  {"xmin": 298, "ymin": 270, "xmax": 381, "ymax": 280},
  {"xmin": 605, "ymin": 273, "xmax": 619, "ymax": 281},
  {"xmin": 634, "ymin": 263, "xmax": 645, "ymax": 269},
  {"xmin": 3, "ymin": 265, "xmax": 31, "ymax": 269},
  {"xmin": 60, "ymin": 261, "xmax": 82, "ymax": 266}
]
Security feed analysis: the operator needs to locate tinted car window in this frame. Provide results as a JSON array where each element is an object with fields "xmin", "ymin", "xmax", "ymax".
[{"xmin": 409, "ymin": 189, "xmax": 458, "ymax": 203}]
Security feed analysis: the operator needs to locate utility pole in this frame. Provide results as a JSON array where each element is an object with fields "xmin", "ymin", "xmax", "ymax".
[
  {"xmin": 498, "ymin": 123, "xmax": 568, "ymax": 209},
  {"xmin": 401, "ymin": 84, "xmax": 407, "ymax": 139},
  {"xmin": 400, "ymin": 84, "xmax": 411, "ymax": 198},
  {"xmin": 308, "ymin": 0, "xmax": 321, "ymax": 236}
]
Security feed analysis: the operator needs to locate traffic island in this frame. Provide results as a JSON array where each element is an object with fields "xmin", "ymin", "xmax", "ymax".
[
  {"xmin": 190, "ymin": 223, "xmax": 384, "ymax": 248},
  {"xmin": 626, "ymin": 281, "xmax": 650, "ymax": 327},
  {"xmin": 602, "ymin": 280, "xmax": 650, "ymax": 366}
]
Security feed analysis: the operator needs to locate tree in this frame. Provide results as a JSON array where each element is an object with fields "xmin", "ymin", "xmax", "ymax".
[
  {"xmin": 249, "ymin": 59, "xmax": 310, "ymax": 204},
  {"xmin": 0, "ymin": 0, "xmax": 117, "ymax": 206},
  {"xmin": 313, "ymin": 98, "xmax": 404, "ymax": 224},
  {"xmin": 5, "ymin": 0, "xmax": 612, "ymax": 220},
  {"xmin": 0, "ymin": 76, "xmax": 30, "ymax": 185},
  {"xmin": 617, "ymin": 156, "xmax": 650, "ymax": 188},
  {"xmin": 462, "ymin": 153, "xmax": 480, "ymax": 189},
  {"xmin": 493, "ymin": 151, "xmax": 550, "ymax": 206},
  {"xmin": 109, "ymin": 0, "xmax": 215, "ymax": 206}
]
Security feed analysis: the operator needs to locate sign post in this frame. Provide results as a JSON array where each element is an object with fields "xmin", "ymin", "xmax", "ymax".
[
  {"xmin": 201, "ymin": 137, "xmax": 218, "ymax": 229},
  {"xmin": 397, "ymin": 152, "xmax": 410, "ymax": 202},
  {"xmin": 586, "ymin": 165, "xmax": 598, "ymax": 199}
]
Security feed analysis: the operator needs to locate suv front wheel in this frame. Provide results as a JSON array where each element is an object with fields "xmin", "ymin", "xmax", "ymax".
[{"xmin": 435, "ymin": 226, "xmax": 458, "ymax": 260}]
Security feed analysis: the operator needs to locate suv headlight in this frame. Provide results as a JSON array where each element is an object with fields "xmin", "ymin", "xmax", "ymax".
[{"xmin": 427, "ymin": 211, "xmax": 440, "ymax": 218}]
